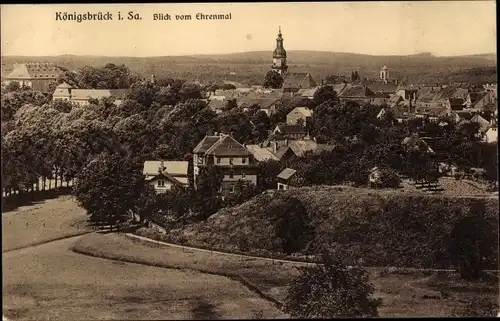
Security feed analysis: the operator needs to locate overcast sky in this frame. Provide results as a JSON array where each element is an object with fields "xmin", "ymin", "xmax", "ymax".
[{"xmin": 1, "ymin": 2, "xmax": 496, "ymax": 57}]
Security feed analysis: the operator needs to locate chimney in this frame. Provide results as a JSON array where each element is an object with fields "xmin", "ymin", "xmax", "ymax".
[
  {"xmin": 272, "ymin": 142, "xmax": 277, "ymax": 154},
  {"xmin": 285, "ymin": 139, "xmax": 288, "ymax": 146}
]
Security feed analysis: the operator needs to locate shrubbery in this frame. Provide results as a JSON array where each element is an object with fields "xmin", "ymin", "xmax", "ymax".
[
  {"xmin": 283, "ymin": 250, "xmax": 382, "ymax": 318},
  {"xmin": 162, "ymin": 187, "xmax": 499, "ymax": 270}
]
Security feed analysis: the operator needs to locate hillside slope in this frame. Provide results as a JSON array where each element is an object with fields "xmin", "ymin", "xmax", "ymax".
[
  {"xmin": 162, "ymin": 186, "xmax": 499, "ymax": 269},
  {"xmin": 1, "ymin": 51, "xmax": 496, "ymax": 85}
]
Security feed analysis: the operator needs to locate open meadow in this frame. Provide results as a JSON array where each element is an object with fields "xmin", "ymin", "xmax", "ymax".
[
  {"xmin": 2, "ymin": 196, "xmax": 285, "ymax": 320},
  {"xmin": 73, "ymin": 232, "xmax": 499, "ymax": 317}
]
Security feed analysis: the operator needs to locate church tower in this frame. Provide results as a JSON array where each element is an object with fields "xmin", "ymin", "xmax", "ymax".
[
  {"xmin": 380, "ymin": 65, "xmax": 390, "ymax": 84},
  {"xmin": 272, "ymin": 27, "xmax": 288, "ymax": 75}
]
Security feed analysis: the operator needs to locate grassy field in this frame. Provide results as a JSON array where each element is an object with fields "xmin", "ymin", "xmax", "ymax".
[
  {"xmin": 2, "ymin": 195, "xmax": 90, "ymax": 252},
  {"xmin": 3, "ymin": 237, "xmax": 284, "ymax": 320},
  {"xmin": 73, "ymin": 232, "xmax": 499, "ymax": 317},
  {"xmin": 2, "ymin": 196, "xmax": 286, "ymax": 320}
]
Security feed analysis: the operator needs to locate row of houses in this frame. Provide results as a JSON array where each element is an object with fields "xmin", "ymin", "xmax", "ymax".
[{"xmin": 143, "ymin": 131, "xmax": 335, "ymax": 196}]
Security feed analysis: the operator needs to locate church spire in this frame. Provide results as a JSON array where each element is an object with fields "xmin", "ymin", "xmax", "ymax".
[{"xmin": 271, "ymin": 26, "xmax": 288, "ymax": 75}]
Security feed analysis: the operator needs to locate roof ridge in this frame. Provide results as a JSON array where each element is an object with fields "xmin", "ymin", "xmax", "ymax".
[{"xmin": 204, "ymin": 135, "xmax": 226, "ymax": 155}]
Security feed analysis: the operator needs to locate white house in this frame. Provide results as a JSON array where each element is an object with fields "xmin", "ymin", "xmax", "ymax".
[
  {"xmin": 143, "ymin": 160, "xmax": 189, "ymax": 193},
  {"xmin": 52, "ymin": 82, "xmax": 129, "ymax": 106},
  {"xmin": 484, "ymin": 125, "xmax": 498, "ymax": 143}
]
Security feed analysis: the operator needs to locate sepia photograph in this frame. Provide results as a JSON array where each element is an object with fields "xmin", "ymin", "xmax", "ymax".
[{"xmin": 1, "ymin": 1, "xmax": 498, "ymax": 319}]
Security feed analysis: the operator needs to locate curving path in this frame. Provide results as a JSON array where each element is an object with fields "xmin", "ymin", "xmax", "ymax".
[{"xmin": 2, "ymin": 197, "xmax": 285, "ymax": 320}]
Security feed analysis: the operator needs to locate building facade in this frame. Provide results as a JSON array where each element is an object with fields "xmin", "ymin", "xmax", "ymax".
[
  {"xmin": 192, "ymin": 133, "xmax": 258, "ymax": 197},
  {"xmin": 143, "ymin": 160, "xmax": 190, "ymax": 193},
  {"xmin": 2, "ymin": 62, "xmax": 64, "ymax": 94}
]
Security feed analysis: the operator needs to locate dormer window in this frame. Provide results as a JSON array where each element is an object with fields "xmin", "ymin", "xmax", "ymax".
[{"xmin": 157, "ymin": 180, "xmax": 165, "ymax": 187}]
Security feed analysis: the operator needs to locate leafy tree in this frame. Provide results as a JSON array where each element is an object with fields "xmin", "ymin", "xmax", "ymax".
[
  {"xmin": 271, "ymin": 196, "xmax": 314, "ymax": 254},
  {"xmin": 191, "ymin": 166, "xmax": 224, "ymax": 220},
  {"xmin": 312, "ymin": 85, "xmax": 339, "ymax": 107},
  {"xmin": 263, "ymin": 70, "xmax": 283, "ymax": 89},
  {"xmin": 73, "ymin": 152, "xmax": 147, "ymax": 230},
  {"xmin": 283, "ymin": 250, "xmax": 382, "ymax": 318},
  {"xmin": 448, "ymin": 200, "xmax": 496, "ymax": 280},
  {"xmin": 224, "ymin": 180, "xmax": 260, "ymax": 207}
]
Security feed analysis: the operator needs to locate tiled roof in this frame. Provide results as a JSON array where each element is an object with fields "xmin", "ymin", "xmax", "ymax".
[
  {"xmin": 297, "ymin": 86, "xmax": 320, "ymax": 97},
  {"xmin": 388, "ymin": 94, "xmax": 403, "ymax": 106},
  {"xmin": 339, "ymin": 85, "xmax": 376, "ymax": 98},
  {"xmin": 267, "ymin": 139, "xmax": 334, "ymax": 157},
  {"xmin": 448, "ymin": 97, "xmax": 466, "ymax": 109},
  {"xmin": 332, "ymin": 83, "xmax": 348, "ymax": 95},
  {"xmin": 470, "ymin": 114, "xmax": 492, "ymax": 133},
  {"xmin": 143, "ymin": 160, "xmax": 189, "ymax": 186},
  {"xmin": 193, "ymin": 136, "xmax": 222, "ymax": 154},
  {"xmin": 275, "ymin": 124, "xmax": 306, "ymax": 135},
  {"xmin": 277, "ymin": 168, "xmax": 297, "ymax": 180},
  {"xmin": 194, "ymin": 134, "xmax": 251, "ymax": 157},
  {"xmin": 239, "ymin": 97, "xmax": 280, "ymax": 110},
  {"xmin": 69, "ymin": 89, "xmax": 129, "ymax": 100},
  {"xmin": 283, "ymin": 72, "xmax": 316, "ymax": 89},
  {"xmin": 245, "ymin": 144, "xmax": 280, "ymax": 162},
  {"xmin": 5, "ymin": 62, "xmax": 62, "ymax": 79},
  {"xmin": 367, "ymin": 82, "xmax": 399, "ymax": 94}
]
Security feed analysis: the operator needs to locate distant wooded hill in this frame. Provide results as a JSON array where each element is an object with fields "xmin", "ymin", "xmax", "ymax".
[{"xmin": 2, "ymin": 51, "xmax": 496, "ymax": 86}]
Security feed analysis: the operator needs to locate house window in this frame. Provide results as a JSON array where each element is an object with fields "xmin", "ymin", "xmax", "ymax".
[
  {"xmin": 157, "ymin": 180, "xmax": 165, "ymax": 187},
  {"xmin": 229, "ymin": 158, "xmax": 234, "ymax": 165},
  {"xmin": 229, "ymin": 171, "xmax": 234, "ymax": 179},
  {"xmin": 242, "ymin": 172, "xmax": 246, "ymax": 179},
  {"xmin": 229, "ymin": 185, "xmax": 235, "ymax": 193},
  {"xmin": 242, "ymin": 158, "xmax": 246, "ymax": 164},
  {"xmin": 216, "ymin": 157, "xmax": 221, "ymax": 164}
]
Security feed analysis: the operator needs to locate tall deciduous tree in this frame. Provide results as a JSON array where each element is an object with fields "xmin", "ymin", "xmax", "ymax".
[
  {"xmin": 263, "ymin": 70, "xmax": 283, "ymax": 89},
  {"xmin": 73, "ymin": 152, "xmax": 147, "ymax": 230}
]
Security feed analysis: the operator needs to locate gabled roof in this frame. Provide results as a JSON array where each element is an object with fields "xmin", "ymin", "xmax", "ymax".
[
  {"xmin": 277, "ymin": 168, "xmax": 297, "ymax": 180},
  {"xmin": 470, "ymin": 114, "xmax": 491, "ymax": 133},
  {"xmin": 297, "ymin": 86, "xmax": 320, "ymax": 97},
  {"xmin": 283, "ymin": 72, "xmax": 316, "ymax": 89},
  {"xmin": 339, "ymin": 85, "xmax": 376, "ymax": 98},
  {"xmin": 5, "ymin": 62, "xmax": 63, "ymax": 79},
  {"xmin": 288, "ymin": 106, "xmax": 313, "ymax": 117},
  {"xmin": 239, "ymin": 97, "xmax": 280, "ymax": 110},
  {"xmin": 367, "ymin": 82, "xmax": 399, "ymax": 94},
  {"xmin": 194, "ymin": 134, "xmax": 251, "ymax": 157},
  {"xmin": 274, "ymin": 124, "xmax": 306, "ymax": 135},
  {"xmin": 69, "ymin": 88, "xmax": 129, "ymax": 100},
  {"xmin": 448, "ymin": 97, "xmax": 466, "ymax": 109},
  {"xmin": 146, "ymin": 171, "xmax": 187, "ymax": 186},
  {"xmin": 143, "ymin": 160, "xmax": 189, "ymax": 177},
  {"xmin": 193, "ymin": 136, "xmax": 221, "ymax": 154},
  {"xmin": 56, "ymin": 82, "xmax": 73, "ymax": 89},
  {"xmin": 245, "ymin": 144, "xmax": 280, "ymax": 162}
]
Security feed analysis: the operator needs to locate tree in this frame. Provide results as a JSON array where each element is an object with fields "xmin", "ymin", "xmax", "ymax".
[
  {"xmin": 73, "ymin": 152, "xmax": 147, "ymax": 230},
  {"xmin": 271, "ymin": 196, "xmax": 314, "ymax": 254},
  {"xmin": 448, "ymin": 200, "xmax": 496, "ymax": 280},
  {"xmin": 191, "ymin": 165, "xmax": 224, "ymax": 220},
  {"xmin": 283, "ymin": 250, "xmax": 382, "ymax": 318},
  {"xmin": 312, "ymin": 85, "xmax": 339, "ymax": 107},
  {"xmin": 263, "ymin": 70, "xmax": 283, "ymax": 89}
]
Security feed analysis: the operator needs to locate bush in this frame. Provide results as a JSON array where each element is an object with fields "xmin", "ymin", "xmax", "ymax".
[
  {"xmin": 283, "ymin": 250, "xmax": 382, "ymax": 318},
  {"xmin": 455, "ymin": 300, "xmax": 499, "ymax": 317}
]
